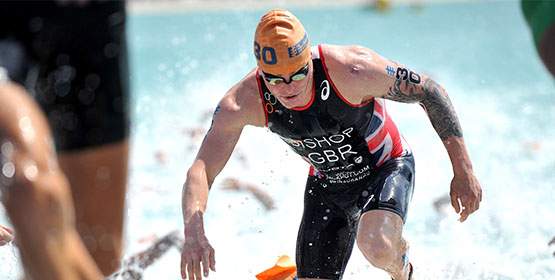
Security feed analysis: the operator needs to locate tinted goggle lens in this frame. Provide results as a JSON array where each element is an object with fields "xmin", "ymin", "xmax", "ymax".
[
  {"xmin": 266, "ymin": 77, "xmax": 285, "ymax": 85},
  {"xmin": 264, "ymin": 63, "xmax": 309, "ymax": 85}
]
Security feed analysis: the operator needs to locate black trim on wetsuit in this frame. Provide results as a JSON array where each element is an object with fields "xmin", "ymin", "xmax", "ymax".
[{"xmin": 0, "ymin": 1, "xmax": 129, "ymax": 151}]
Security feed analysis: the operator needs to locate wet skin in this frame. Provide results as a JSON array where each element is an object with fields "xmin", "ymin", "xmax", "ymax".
[{"xmin": 262, "ymin": 61, "xmax": 315, "ymax": 109}]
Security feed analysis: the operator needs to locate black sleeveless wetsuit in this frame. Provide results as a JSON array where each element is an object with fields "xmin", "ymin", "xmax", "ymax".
[
  {"xmin": 0, "ymin": 1, "xmax": 129, "ymax": 151},
  {"xmin": 257, "ymin": 45, "xmax": 415, "ymax": 279}
]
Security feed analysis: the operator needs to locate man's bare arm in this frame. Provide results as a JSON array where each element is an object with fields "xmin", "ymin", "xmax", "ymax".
[
  {"xmin": 180, "ymin": 71, "xmax": 264, "ymax": 279},
  {"xmin": 329, "ymin": 45, "xmax": 482, "ymax": 222},
  {"xmin": 379, "ymin": 62, "xmax": 481, "ymax": 222},
  {"xmin": 383, "ymin": 74, "xmax": 463, "ymax": 141}
]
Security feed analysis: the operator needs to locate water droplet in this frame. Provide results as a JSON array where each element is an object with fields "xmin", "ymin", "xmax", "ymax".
[
  {"xmin": 2, "ymin": 162, "xmax": 15, "ymax": 178},
  {"xmin": 166, "ymin": 69, "xmax": 175, "ymax": 79},
  {"xmin": 204, "ymin": 33, "xmax": 215, "ymax": 42},
  {"xmin": 54, "ymin": 65, "xmax": 76, "ymax": 94},
  {"xmin": 23, "ymin": 160, "xmax": 38, "ymax": 181},
  {"xmin": 323, "ymin": 216, "xmax": 328, "ymax": 221},
  {"xmin": 308, "ymin": 242, "xmax": 313, "ymax": 246},
  {"xmin": 104, "ymin": 43, "xmax": 120, "ymax": 59},
  {"xmin": 325, "ymin": 209, "xmax": 331, "ymax": 213},
  {"xmin": 84, "ymin": 73, "xmax": 101, "ymax": 91},
  {"xmin": 78, "ymin": 89, "xmax": 95, "ymax": 105},
  {"xmin": 82, "ymin": 235, "xmax": 97, "ymax": 253},
  {"xmin": 239, "ymin": 52, "xmax": 248, "ymax": 61},
  {"xmin": 107, "ymin": 11, "xmax": 124, "ymax": 27},
  {"xmin": 99, "ymin": 233, "xmax": 115, "ymax": 251},
  {"xmin": 19, "ymin": 116, "xmax": 32, "ymax": 131},
  {"xmin": 28, "ymin": 17, "xmax": 44, "ymax": 32},
  {"xmin": 61, "ymin": 112, "xmax": 78, "ymax": 130},
  {"xmin": 1, "ymin": 141, "xmax": 14, "ymax": 158},
  {"xmin": 19, "ymin": 116, "xmax": 35, "ymax": 143},
  {"xmin": 96, "ymin": 166, "xmax": 110, "ymax": 180}
]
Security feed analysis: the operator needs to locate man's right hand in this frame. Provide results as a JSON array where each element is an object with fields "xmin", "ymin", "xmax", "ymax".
[
  {"xmin": 0, "ymin": 225, "xmax": 14, "ymax": 246},
  {"xmin": 180, "ymin": 233, "xmax": 216, "ymax": 280}
]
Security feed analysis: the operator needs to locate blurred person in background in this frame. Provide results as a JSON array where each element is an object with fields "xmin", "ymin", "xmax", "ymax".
[
  {"xmin": 180, "ymin": 9, "xmax": 482, "ymax": 280},
  {"xmin": 0, "ymin": 78, "xmax": 104, "ymax": 279},
  {"xmin": 0, "ymin": 0, "xmax": 129, "ymax": 278},
  {"xmin": 522, "ymin": 0, "xmax": 555, "ymax": 77}
]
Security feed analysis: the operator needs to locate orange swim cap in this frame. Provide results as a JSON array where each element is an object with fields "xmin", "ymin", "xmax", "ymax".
[{"xmin": 254, "ymin": 9, "xmax": 310, "ymax": 75}]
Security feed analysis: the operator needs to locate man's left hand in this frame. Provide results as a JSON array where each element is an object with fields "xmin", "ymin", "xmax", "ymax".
[{"xmin": 449, "ymin": 172, "xmax": 482, "ymax": 222}]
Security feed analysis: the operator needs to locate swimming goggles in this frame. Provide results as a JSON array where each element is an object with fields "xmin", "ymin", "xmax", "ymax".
[{"xmin": 263, "ymin": 63, "xmax": 309, "ymax": 85}]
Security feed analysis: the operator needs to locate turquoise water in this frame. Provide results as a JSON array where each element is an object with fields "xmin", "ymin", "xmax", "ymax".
[{"xmin": 1, "ymin": 1, "xmax": 554, "ymax": 279}]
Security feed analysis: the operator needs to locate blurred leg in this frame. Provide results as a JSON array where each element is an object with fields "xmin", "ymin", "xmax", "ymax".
[
  {"xmin": 58, "ymin": 140, "xmax": 129, "ymax": 275},
  {"xmin": 0, "ymin": 82, "xmax": 103, "ymax": 279}
]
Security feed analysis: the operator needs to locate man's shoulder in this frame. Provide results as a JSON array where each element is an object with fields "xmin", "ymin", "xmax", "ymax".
[
  {"xmin": 319, "ymin": 44, "xmax": 378, "ymax": 61},
  {"xmin": 318, "ymin": 44, "xmax": 388, "ymax": 103},
  {"xmin": 218, "ymin": 68, "xmax": 265, "ymax": 127},
  {"xmin": 225, "ymin": 67, "xmax": 261, "ymax": 105},
  {"xmin": 318, "ymin": 45, "xmax": 377, "ymax": 74}
]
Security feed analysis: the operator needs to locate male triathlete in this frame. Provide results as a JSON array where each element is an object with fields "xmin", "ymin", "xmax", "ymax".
[{"xmin": 180, "ymin": 9, "xmax": 482, "ymax": 280}]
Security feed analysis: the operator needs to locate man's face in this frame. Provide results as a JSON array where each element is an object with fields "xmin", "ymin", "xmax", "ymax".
[{"xmin": 262, "ymin": 61, "xmax": 313, "ymax": 109}]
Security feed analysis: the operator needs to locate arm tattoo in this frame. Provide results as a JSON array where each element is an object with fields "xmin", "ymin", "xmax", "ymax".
[
  {"xmin": 383, "ymin": 79, "xmax": 421, "ymax": 103},
  {"xmin": 382, "ymin": 78, "xmax": 463, "ymax": 141}
]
